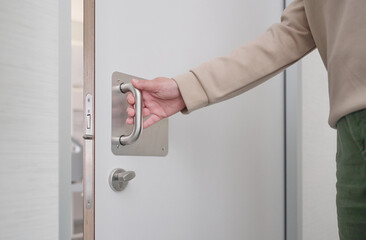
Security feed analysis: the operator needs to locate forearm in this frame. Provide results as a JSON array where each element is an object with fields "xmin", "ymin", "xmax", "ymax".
[{"xmin": 174, "ymin": 0, "xmax": 315, "ymax": 113}]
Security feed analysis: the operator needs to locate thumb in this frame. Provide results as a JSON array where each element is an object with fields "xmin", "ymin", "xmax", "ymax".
[{"xmin": 131, "ymin": 79, "xmax": 155, "ymax": 91}]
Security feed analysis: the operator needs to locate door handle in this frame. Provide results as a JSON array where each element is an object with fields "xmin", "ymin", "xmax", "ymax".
[
  {"xmin": 119, "ymin": 82, "xmax": 143, "ymax": 145},
  {"xmin": 109, "ymin": 168, "xmax": 136, "ymax": 192},
  {"xmin": 111, "ymin": 72, "xmax": 168, "ymax": 156}
]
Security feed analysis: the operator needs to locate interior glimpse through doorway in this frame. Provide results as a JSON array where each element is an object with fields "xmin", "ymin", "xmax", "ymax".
[{"xmin": 71, "ymin": 0, "xmax": 84, "ymax": 239}]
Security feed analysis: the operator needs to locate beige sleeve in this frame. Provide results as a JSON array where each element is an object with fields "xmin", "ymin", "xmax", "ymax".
[{"xmin": 173, "ymin": 0, "xmax": 315, "ymax": 113}]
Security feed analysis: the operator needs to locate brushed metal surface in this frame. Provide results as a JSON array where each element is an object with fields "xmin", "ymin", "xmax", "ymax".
[
  {"xmin": 111, "ymin": 72, "xmax": 168, "ymax": 156},
  {"xmin": 84, "ymin": 86, "xmax": 94, "ymax": 211},
  {"xmin": 119, "ymin": 83, "xmax": 143, "ymax": 145},
  {"xmin": 109, "ymin": 168, "xmax": 136, "ymax": 192}
]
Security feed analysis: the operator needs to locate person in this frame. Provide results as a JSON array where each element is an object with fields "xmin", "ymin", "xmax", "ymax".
[{"xmin": 126, "ymin": 0, "xmax": 366, "ymax": 239}]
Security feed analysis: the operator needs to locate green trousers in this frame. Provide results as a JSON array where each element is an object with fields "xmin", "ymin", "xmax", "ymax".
[{"xmin": 336, "ymin": 109, "xmax": 366, "ymax": 239}]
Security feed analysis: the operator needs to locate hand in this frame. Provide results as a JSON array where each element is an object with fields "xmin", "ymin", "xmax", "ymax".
[{"xmin": 126, "ymin": 77, "xmax": 186, "ymax": 129}]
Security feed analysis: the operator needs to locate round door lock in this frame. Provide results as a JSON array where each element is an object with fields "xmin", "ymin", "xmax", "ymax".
[{"xmin": 109, "ymin": 168, "xmax": 136, "ymax": 192}]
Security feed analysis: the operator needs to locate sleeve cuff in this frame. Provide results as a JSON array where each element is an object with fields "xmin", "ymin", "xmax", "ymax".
[{"xmin": 172, "ymin": 71, "xmax": 209, "ymax": 114}]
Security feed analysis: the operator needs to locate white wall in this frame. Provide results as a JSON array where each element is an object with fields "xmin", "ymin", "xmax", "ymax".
[
  {"xmin": 0, "ymin": 0, "xmax": 71, "ymax": 239},
  {"xmin": 300, "ymin": 51, "xmax": 338, "ymax": 240}
]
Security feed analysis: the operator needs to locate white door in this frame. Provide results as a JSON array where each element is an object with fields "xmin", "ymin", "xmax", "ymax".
[{"xmin": 86, "ymin": 0, "xmax": 285, "ymax": 239}]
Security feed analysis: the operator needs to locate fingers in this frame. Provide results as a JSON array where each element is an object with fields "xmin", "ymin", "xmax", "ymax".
[
  {"xmin": 126, "ymin": 117, "xmax": 134, "ymax": 125},
  {"xmin": 126, "ymin": 113, "xmax": 161, "ymax": 128},
  {"xmin": 127, "ymin": 93, "xmax": 135, "ymax": 105},
  {"xmin": 142, "ymin": 108, "xmax": 151, "ymax": 117},
  {"xmin": 125, "ymin": 107, "xmax": 151, "ymax": 125},
  {"xmin": 131, "ymin": 78, "xmax": 156, "ymax": 91},
  {"xmin": 143, "ymin": 115, "xmax": 161, "ymax": 129},
  {"xmin": 127, "ymin": 105, "xmax": 135, "ymax": 117},
  {"xmin": 126, "ymin": 106, "xmax": 150, "ymax": 117}
]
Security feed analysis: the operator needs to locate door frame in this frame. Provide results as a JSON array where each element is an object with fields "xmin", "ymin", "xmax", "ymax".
[
  {"xmin": 284, "ymin": 1, "xmax": 302, "ymax": 240},
  {"xmin": 285, "ymin": 63, "xmax": 302, "ymax": 240},
  {"xmin": 83, "ymin": 0, "xmax": 95, "ymax": 239}
]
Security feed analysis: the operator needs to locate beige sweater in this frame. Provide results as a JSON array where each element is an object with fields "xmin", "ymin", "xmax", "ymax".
[{"xmin": 173, "ymin": 0, "xmax": 366, "ymax": 128}]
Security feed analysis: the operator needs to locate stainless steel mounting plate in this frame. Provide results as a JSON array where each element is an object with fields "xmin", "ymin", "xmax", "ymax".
[{"xmin": 111, "ymin": 72, "xmax": 168, "ymax": 156}]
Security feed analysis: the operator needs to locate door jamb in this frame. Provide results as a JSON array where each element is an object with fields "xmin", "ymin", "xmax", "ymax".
[
  {"xmin": 284, "ymin": 2, "xmax": 302, "ymax": 240},
  {"xmin": 83, "ymin": 0, "xmax": 95, "ymax": 239}
]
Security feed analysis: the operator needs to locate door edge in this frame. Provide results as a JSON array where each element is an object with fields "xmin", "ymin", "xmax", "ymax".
[{"xmin": 83, "ymin": 0, "xmax": 95, "ymax": 239}]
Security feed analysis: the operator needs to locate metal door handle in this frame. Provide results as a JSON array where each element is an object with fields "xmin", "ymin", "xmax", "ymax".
[
  {"xmin": 109, "ymin": 168, "xmax": 136, "ymax": 192},
  {"xmin": 119, "ymin": 83, "xmax": 143, "ymax": 145},
  {"xmin": 118, "ymin": 170, "xmax": 136, "ymax": 182}
]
